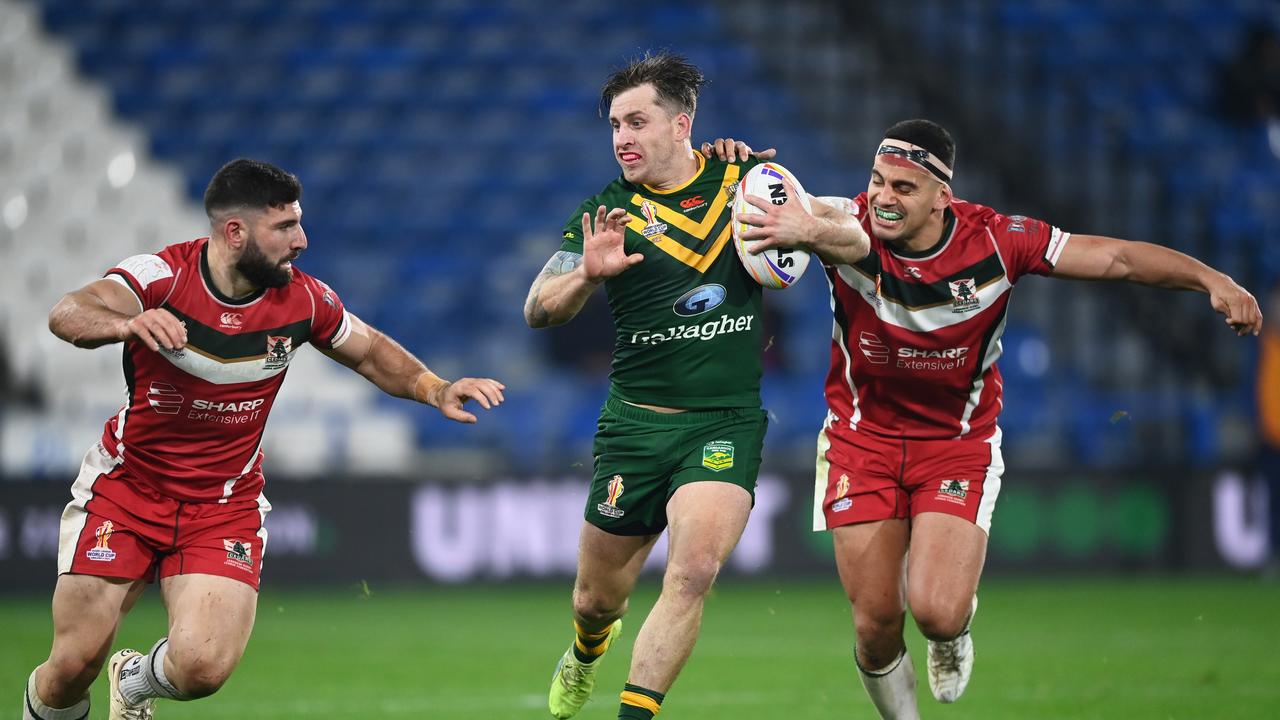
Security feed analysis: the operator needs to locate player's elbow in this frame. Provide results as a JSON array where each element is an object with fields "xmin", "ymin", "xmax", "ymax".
[
  {"xmin": 524, "ymin": 301, "xmax": 568, "ymax": 329},
  {"xmin": 47, "ymin": 296, "xmax": 79, "ymax": 345}
]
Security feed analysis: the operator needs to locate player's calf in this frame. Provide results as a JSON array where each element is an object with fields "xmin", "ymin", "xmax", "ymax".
[{"xmin": 926, "ymin": 595, "xmax": 978, "ymax": 704}]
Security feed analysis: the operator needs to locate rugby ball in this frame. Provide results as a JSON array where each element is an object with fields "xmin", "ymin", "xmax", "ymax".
[{"xmin": 731, "ymin": 162, "xmax": 813, "ymax": 289}]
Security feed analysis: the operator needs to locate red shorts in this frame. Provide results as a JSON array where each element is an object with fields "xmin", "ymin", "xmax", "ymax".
[
  {"xmin": 58, "ymin": 442, "xmax": 269, "ymax": 590},
  {"xmin": 812, "ymin": 427, "xmax": 1004, "ymax": 533}
]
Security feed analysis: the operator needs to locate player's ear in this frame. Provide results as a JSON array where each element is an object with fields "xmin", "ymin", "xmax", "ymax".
[
  {"xmin": 222, "ymin": 216, "xmax": 247, "ymax": 249},
  {"xmin": 934, "ymin": 182, "xmax": 953, "ymax": 212},
  {"xmin": 673, "ymin": 112, "xmax": 692, "ymax": 142}
]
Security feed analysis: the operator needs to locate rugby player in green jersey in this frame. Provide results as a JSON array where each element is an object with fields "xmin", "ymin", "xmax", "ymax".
[{"xmin": 524, "ymin": 52, "xmax": 869, "ymax": 719}]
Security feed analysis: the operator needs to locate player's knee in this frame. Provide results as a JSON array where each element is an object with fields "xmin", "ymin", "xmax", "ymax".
[
  {"xmin": 853, "ymin": 607, "xmax": 904, "ymax": 646},
  {"xmin": 572, "ymin": 587, "xmax": 627, "ymax": 625},
  {"xmin": 663, "ymin": 556, "xmax": 721, "ymax": 600},
  {"xmin": 911, "ymin": 597, "xmax": 970, "ymax": 641},
  {"xmin": 168, "ymin": 652, "xmax": 236, "ymax": 699},
  {"xmin": 42, "ymin": 652, "xmax": 103, "ymax": 699}
]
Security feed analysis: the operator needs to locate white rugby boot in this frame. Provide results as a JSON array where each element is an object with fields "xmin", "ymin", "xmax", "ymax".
[{"xmin": 927, "ymin": 595, "xmax": 977, "ymax": 703}]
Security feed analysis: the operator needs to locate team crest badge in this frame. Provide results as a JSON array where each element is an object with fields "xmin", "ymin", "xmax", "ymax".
[
  {"xmin": 597, "ymin": 475, "xmax": 626, "ymax": 518},
  {"xmin": 937, "ymin": 479, "xmax": 970, "ymax": 505},
  {"xmin": 948, "ymin": 278, "xmax": 981, "ymax": 313},
  {"xmin": 723, "ymin": 179, "xmax": 739, "ymax": 203},
  {"xmin": 224, "ymin": 539, "xmax": 254, "ymax": 570},
  {"xmin": 264, "ymin": 335, "xmax": 292, "ymax": 370},
  {"xmin": 85, "ymin": 520, "xmax": 117, "ymax": 562},
  {"xmin": 639, "ymin": 200, "xmax": 668, "ymax": 239},
  {"xmin": 702, "ymin": 441, "xmax": 735, "ymax": 472}
]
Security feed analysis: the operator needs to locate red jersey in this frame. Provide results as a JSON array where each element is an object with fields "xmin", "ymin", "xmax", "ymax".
[
  {"xmin": 100, "ymin": 239, "xmax": 351, "ymax": 503},
  {"xmin": 822, "ymin": 195, "xmax": 1070, "ymax": 441}
]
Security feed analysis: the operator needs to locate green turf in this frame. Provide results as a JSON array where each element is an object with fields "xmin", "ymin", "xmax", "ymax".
[{"xmin": 5, "ymin": 577, "xmax": 1279, "ymax": 718}]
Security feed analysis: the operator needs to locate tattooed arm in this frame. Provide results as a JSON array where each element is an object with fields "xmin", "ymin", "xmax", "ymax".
[
  {"xmin": 525, "ymin": 205, "xmax": 643, "ymax": 328},
  {"xmin": 523, "ymin": 251, "xmax": 597, "ymax": 328}
]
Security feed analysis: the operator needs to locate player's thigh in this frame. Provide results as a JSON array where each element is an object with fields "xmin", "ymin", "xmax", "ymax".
[
  {"xmin": 574, "ymin": 521, "xmax": 660, "ymax": 603},
  {"xmin": 161, "ymin": 573, "xmax": 259, "ymax": 666},
  {"xmin": 905, "ymin": 512, "xmax": 987, "ymax": 623},
  {"xmin": 664, "ymin": 480, "xmax": 753, "ymax": 568},
  {"xmin": 832, "ymin": 519, "xmax": 910, "ymax": 617},
  {"xmin": 48, "ymin": 574, "xmax": 146, "ymax": 666}
]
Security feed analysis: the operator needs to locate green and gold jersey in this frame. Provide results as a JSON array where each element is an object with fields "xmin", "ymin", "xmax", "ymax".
[{"xmin": 560, "ymin": 153, "xmax": 764, "ymax": 409}]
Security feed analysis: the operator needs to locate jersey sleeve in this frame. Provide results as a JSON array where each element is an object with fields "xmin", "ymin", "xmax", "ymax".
[
  {"xmin": 558, "ymin": 196, "xmax": 600, "ymax": 255},
  {"xmin": 305, "ymin": 276, "xmax": 353, "ymax": 350},
  {"xmin": 989, "ymin": 212, "xmax": 1071, "ymax": 283},
  {"xmin": 104, "ymin": 252, "xmax": 178, "ymax": 310}
]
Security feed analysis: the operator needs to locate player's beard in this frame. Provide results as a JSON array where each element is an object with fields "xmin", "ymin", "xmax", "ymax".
[{"xmin": 237, "ymin": 234, "xmax": 293, "ymax": 289}]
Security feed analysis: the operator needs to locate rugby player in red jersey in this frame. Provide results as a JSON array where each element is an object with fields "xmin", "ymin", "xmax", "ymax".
[
  {"xmin": 736, "ymin": 119, "xmax": 1262, "ymax": 718},
  {"xmin": 22, "ymin": 159, "xmax": 505, "ymax": 720}
]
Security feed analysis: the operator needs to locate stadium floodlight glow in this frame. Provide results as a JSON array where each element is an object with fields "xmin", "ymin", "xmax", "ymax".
[
  {"xmin": 3, "ymin": 193, "xmax": 27, "ymax": 229},
  {"xmin": 107, "ymin": 151, "xmax": 136, "ymax": 189}
]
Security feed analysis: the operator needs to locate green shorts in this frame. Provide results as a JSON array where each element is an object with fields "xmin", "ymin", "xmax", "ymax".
[{"xmin": 585, "ymin": 396, "xmax": 769, "ymax": 536}]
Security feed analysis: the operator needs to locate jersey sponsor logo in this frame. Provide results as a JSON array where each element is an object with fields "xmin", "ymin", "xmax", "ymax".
[
  {"xmin": 702, "ymin": 441, "xmax": 734, "ymax": 472},
  {"xmin": 949, "ymin": 278, "xmax": 981, "ymax": 313},
  {"xmin": 904, "ymin": 266, "xmax": 923, "ymax": 279},
  {"xmin": 597, "ymin": 475, "xmax": 626, "ymax": 518},
  {"xmin": 629, "ymin": 314, "xmax": 754, "ymax": 346},
  {"xmin": 223, "ymin": 539, "xmax": 254, "ymax": 570},
  {"xmin": 679, "ymin": 194, "xmax": 706, "ymax": 211},
  {"xmin": 639, "ymin": 200, "xmax": 668, "ymax": 238},
  {"xmin": 147, "ymin": 382, "xmax": 184, "ymax": 414},
  {"xmin": 897, "ymin": 347, "xmax": 970, "ymax": 359},
  {"xmin": 219, "ymin": 312, "xmax": 243, "ymax": 329},
  {"xmin": 936, "ymin": 479, "xmax": 970, "ymax": 505},
  {"xmin": 858, "ymin": 332, "xmax": 890, "ymax": 364},
  {"xmin": 116, "ymin": 254, "xmax": 173, "ymax": 289},
  {"xmin": 1006, "ymin": 215, "xmax": 1028, "ymax": 233},
  {"xmin": 264, "ymin": 335, "xmax": 292, "ymax": 371},
  {"xmin": 191, "ymin": 398, "xmax": 265, "ymax": 413},
  {"xmin": 896, "ymin": 345, "xmax": 971, "ymax": 371},
  {"xmin": 86, "ymin": 520, "xmax": 118, "ymax": 562},
  {"xmin": 672, "ymin": 283, "xmax": 727, "ymax": 317},
  {"xmin": 188, "ymin": 397, "xmax": 266, "ymax": 424}
]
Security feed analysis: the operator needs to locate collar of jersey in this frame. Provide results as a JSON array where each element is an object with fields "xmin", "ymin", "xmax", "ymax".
[
  {"xmin": 641, "ymin": 150, "xmax": 706, "ymax": 195},
  {"xmin": 201, "ymin": 240, "xmax": 266, "ymax": 306},
  {"xmin": 887, "ymin": 207, "xmax": 957, "ymax": 261}
]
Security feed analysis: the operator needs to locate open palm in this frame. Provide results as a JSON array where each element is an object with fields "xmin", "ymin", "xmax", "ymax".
[{"xmin": 582, "ymin": 205, "xmax": 644, "ymax": 282}]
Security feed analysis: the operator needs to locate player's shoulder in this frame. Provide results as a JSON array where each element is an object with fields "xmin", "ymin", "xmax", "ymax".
[
  {"xmin": 949, "ymin": 198, "xmax": 1000, "ymax": 225},
  {"xmin": 952, "ymin": 199, "xmax": 1049, "ymax": 238},
  {"xmin": 287, "ymin": 264, "xmax": 332, "ymax": 297},
  {"xmin": 112, "ymin": 238, "xmax": 205, "ymax": 284}
]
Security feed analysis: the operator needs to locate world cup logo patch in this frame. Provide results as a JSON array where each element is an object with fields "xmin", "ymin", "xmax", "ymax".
[
  {"xmin": 597, "ymin": 475, "xmax": 626, "ymax": 518},
  {"xmin": 86, "ymin": 520, "xmax": 117, "ymax": 562},
  {"xmin": 639, "ymin": 200, "xmax": 668, "ymax": 239}
]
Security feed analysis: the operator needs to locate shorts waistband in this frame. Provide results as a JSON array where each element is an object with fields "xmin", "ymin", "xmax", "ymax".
[{"xmin": 604, "ymin": 396, "xmax": 756, "ymax": 426}]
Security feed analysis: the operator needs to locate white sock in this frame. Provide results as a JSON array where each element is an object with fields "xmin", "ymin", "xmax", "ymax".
[
  {"xmin": 23, "ymin": 669, "xmax": 89, "ymax": 720},
  {"xmin": 119, "ymin": 637, "xmax": 187, "ymax": 704},
  {"xmin": 857, "ymin": 648, "xmax": 921, "ymax": 720}
]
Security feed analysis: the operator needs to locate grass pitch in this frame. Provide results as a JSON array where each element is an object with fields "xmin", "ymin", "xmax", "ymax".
[{"xmin": 4, "ymin": 577, "xmax": 1278, "ymax": 718}]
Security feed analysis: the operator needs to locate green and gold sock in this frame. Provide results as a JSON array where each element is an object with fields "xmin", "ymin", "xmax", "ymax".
[
  {"xmin": 618, "ymin": 683, "xmax": 664, "ymax": 719},
  {"xmin": 571, "ymin": 620, "xmax": 613, "ymax": 663}
]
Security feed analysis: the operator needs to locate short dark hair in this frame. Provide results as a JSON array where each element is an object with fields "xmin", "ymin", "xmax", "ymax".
[
  {"xmin": 600, "ymin": 51, "xmax": 706, "ymax": 119},
  {"xmin": 884, "ymin": 119, "xmax": 956, "ymax": 172},
  {"xmin": 203, "ymin": 159, "xmax": 302, "ymax": 218}
]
